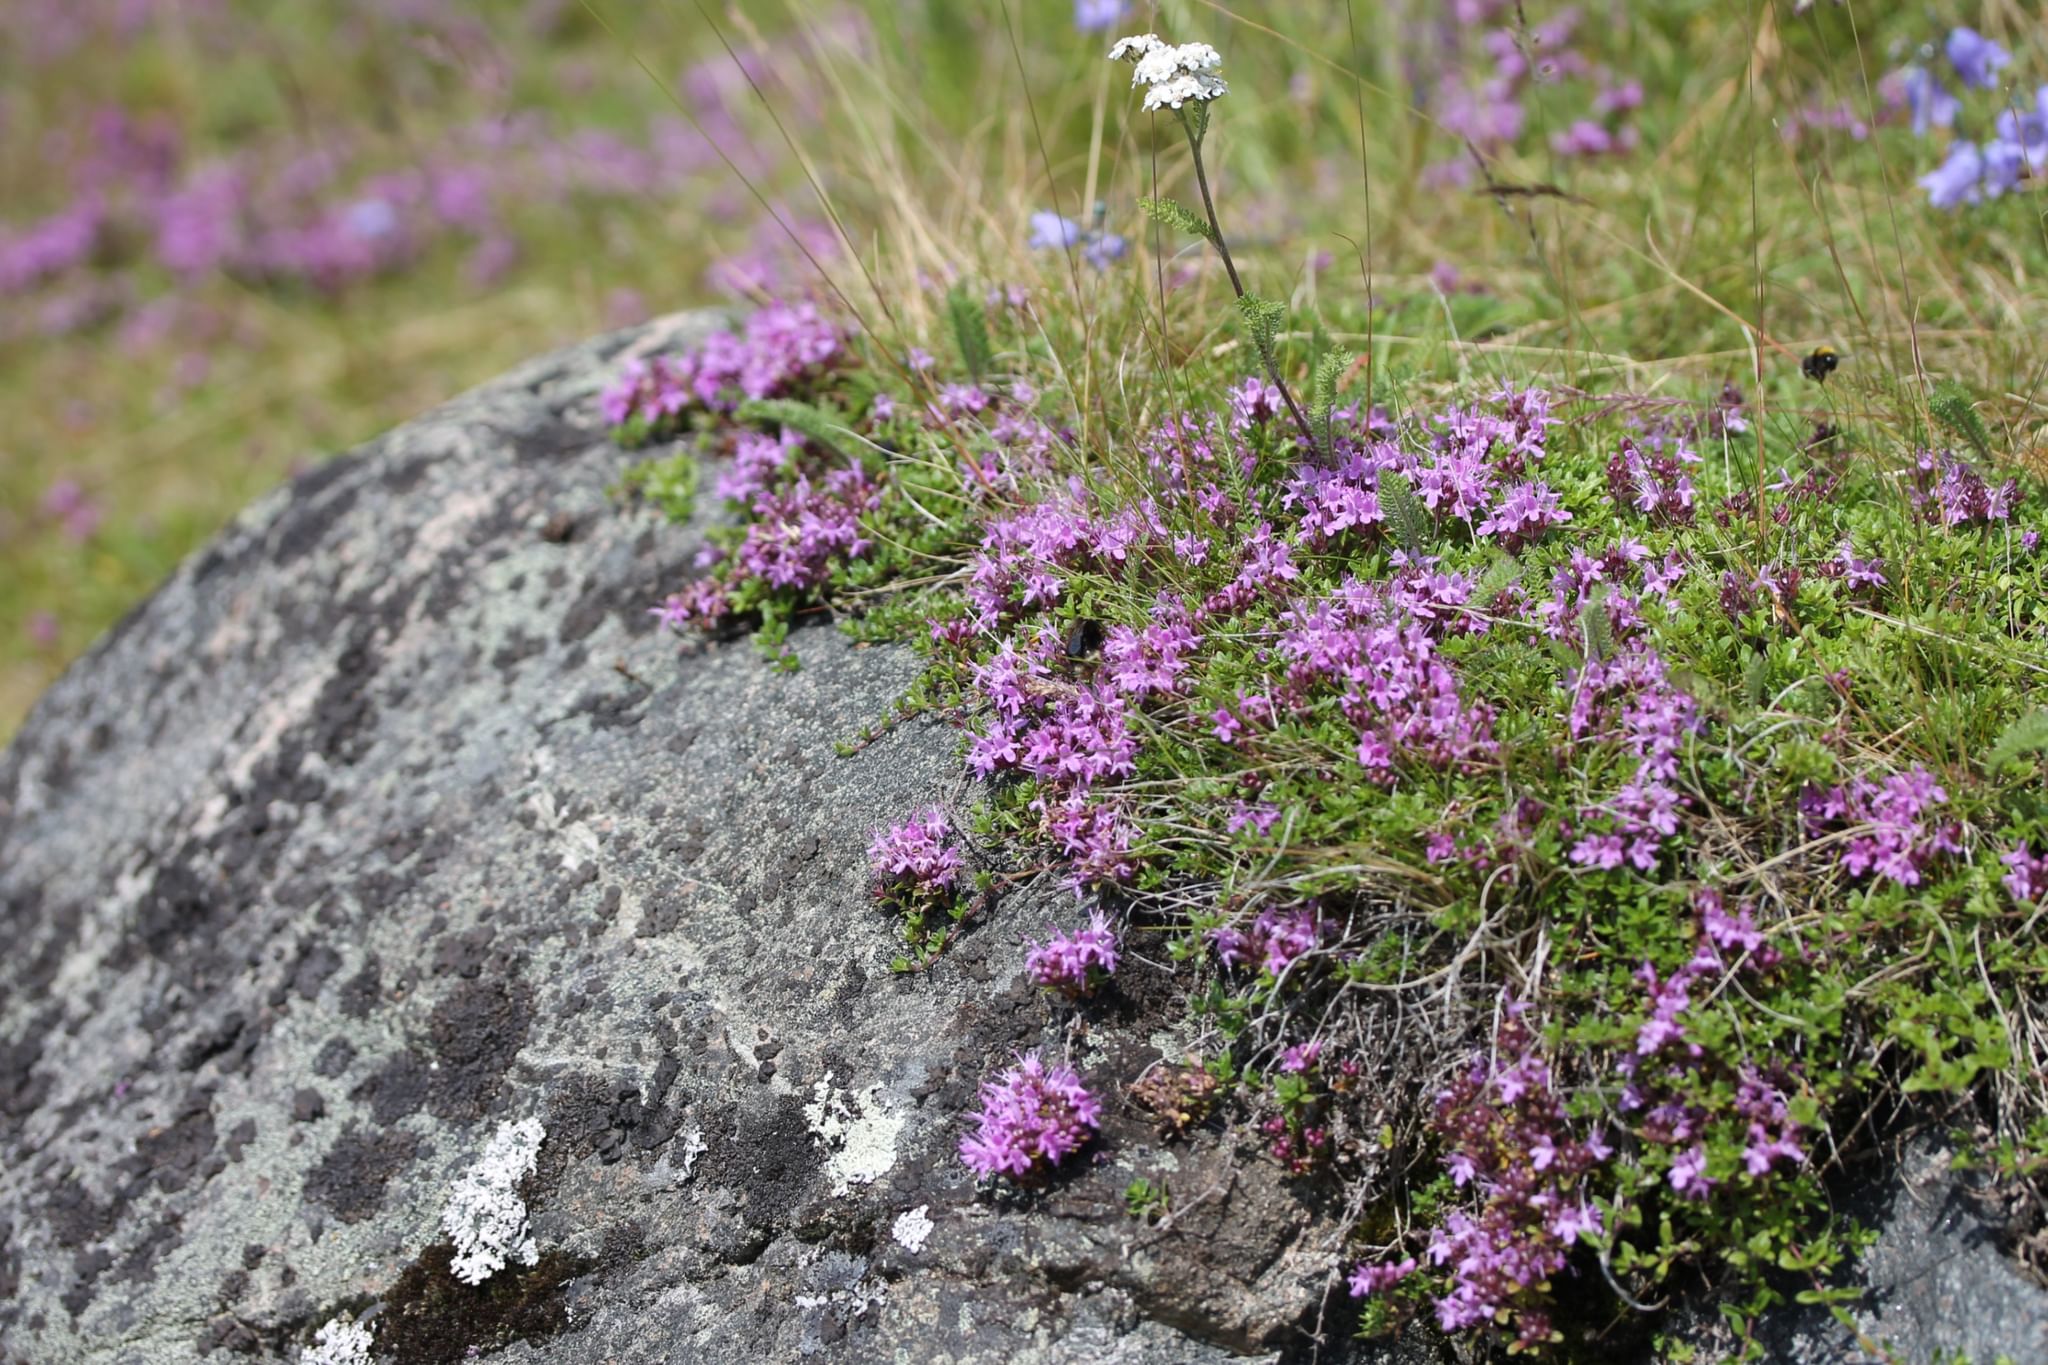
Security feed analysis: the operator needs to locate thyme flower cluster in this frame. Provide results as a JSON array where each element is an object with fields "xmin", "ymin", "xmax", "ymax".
[
  {"xmin": 615, "ymin": 258, "xmax": 2044, "ymax": 1353},
  {"xmin": 1026, "ymin": 910, "xmax": 1121, "ymax": 996},
  {"xmin": 958, "ymin": 1053, "xmax": 1103, "ymax": 1179},
  {"xmin": 868, "ymin": 806, "xmax": 965, "ymax": 900}
]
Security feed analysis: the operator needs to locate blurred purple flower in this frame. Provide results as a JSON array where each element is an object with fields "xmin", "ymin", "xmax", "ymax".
[
  {"xmin": 1082, "ymin": 232, "xmax": 1127, "ymax": 270},
  {"xmin": 1028, "ymin": 211, "xmax": 1084, "ymax": 251},
  {"xmin": 1073, "ymin": 0, "xmax": 1126, "ymax": 32},
  {"xmin": 42, "ymin": 477, "xmax": 93, "ymax": 522},
  {"xmin": 1945, "ymin": 27, "xmax": 2010, "ymax": 91},
  {"xmin": 1667, "ymin": 1145, "xmax": 1714, "ymax": 1200},
  {"xmin": 431, "ymin": 166, "xmax": 495, "ymax": 230},
  {"xmin": 1919, "ymin": 140, "xmax": 1985, "ymax": 208},
  {"xmin": 1900, "ymin": 65, "xmax": 1959, "ymax": 137},
  {"xmin": 2003, "ymin": 843, "xmax": 2048, "ymax": 904},
  {"xmin": 605, "ymin": 288, "xmax": 648, "ymax": 329},
  {"xmin": 1551, "ymin": 119, "xmax": 1635, "ymax": 158},
  {"xmin": 0, "ymin": 199, "xmax": 103, "ymax": 295},
  {"xmin": 27, "ymin": 611, "xmax": 61, "ymax": 649},
  {"xmin": 343, "ymin": 197, "xmax": 399, "ymax": 240},
  {"xmin": 42, "ymin": 480, "xmax": 103, "ymax": 544},
  {"xmin": 464, "ymin": 235, "xmax": 518, "ymax": 287},
  {"xmin": 1347, "ymin": 1257, "xmax": 1417, "ymax": 1299}
]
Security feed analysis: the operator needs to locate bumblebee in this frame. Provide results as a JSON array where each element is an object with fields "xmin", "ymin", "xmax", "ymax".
[
  {"xmin": 1801, "ymin": 345, "xmax": 1840, "ymax": 383},
  {"xmin": 1064, "ymin": 617, "xmax": 1103, "ymax": 660}
]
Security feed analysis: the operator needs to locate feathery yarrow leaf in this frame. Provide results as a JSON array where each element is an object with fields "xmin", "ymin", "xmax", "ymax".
[{"xmin": 1138, "ymin": 196, "xmax": 1213, "ymax": 241}]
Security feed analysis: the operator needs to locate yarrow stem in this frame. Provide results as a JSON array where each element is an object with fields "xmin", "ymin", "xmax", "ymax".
[
  {"xmin": 1177, "ymin": 99, "xmax": 1317, "ymax": 455},
  {"xmin": 1112, "ymin": 32, "xmax": 1318, "ymax": 453}
]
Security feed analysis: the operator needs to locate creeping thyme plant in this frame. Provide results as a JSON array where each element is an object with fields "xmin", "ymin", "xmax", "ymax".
[{"xmin": 600, "ymin": 23, "xmax": 2048, "ymax": 1361}]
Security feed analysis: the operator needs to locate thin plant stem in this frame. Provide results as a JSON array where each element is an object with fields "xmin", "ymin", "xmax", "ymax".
[{"xmin": 1179, "ymin": 117, "xmax": 1317, "ymax": 451}]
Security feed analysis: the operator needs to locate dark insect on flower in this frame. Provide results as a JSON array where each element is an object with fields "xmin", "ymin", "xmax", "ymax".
[
  {"xmin": 1064, "ymin": 618, "xmax": 1104, "ymax": 659},
  {"xmin": 1801, "ymin": 345, "xmax": 1840, "ymax": 383}
]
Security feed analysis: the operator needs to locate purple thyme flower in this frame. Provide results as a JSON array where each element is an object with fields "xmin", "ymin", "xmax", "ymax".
[
  {"xmin": 2003, "ymin": 843, "xmax": 2048, "ymax": 904},
  {"xmin": 1025, "ymin": 910, "xmax": 1121, "ymax": 996},
  {"xmin": 869, "ymin": 806, "xmax": 965, "ymax": 898},
  {"xmin": 1347, "ymin": 1257, "xmax": 1418, "ymax": 1298},
  {"xmin": 1208, "ymin": 905, "xmax": 1328, "ymax": 976},
  {"xmin": 1799, "ymin": 764, "xmax": 1960, "ymax": 887},
  {"xmin": 1278, "ymin": 1040, "xmax": 1322, "ymax": 1074},
  {"xmin": 1667, "ymin": 1144, "xmax": 1715, "ymax": 1200},
  {"xmin": 1478, "ymin": 480, "xmax": 1573, "ymax": 550},
  {"xmin": 958, "ymin": 1053, "xmax": 1102, "ymax": 1178}
]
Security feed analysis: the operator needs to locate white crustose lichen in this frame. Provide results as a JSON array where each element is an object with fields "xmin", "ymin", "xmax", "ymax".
[
  {"xmin": 441, "ymin": 1116, "xmax": 545, "ymax": 1285},
  {"xmin": 299, "ymin": 1317, "xmax": 374, "ymax": 1365}
]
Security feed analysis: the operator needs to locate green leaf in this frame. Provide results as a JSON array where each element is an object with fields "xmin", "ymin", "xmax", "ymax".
[
  {"xmin": 1987, "ymin": 709, "xmax": 2048, "ymax": 773},
  {"xmin": 1376, "ymin": 471, "xmax": 1431, "ymax": 555},
  {"xmin": 618, "ymin": 450, "xmax": 699, "ymax": 522},
  {"xmin": 945, "ymin": 282, "xmax": 992, "ymax": 382},
  {"xmin": 734, "ymin": 398, "xmax": 857, "ymax": 462},
  {"xmin": 1741, "ymin": 649, "xmax": 1769, "ymax": 708},
  {"xmin": 1312, "ymin": 349, "xmax": 1356, "ymax": 458},
  {"xmin": 1139, "ymin": 196, "xmax": 1213, "ymax": 241},
  {"xmin": 1236, "ymin": 292, "xmax": 1286, "ymax": 376},
  {"xmin": 1580, "ymin": 589, "xmax": 1614, "ymax": 663},
  {"xmin": 1930, "ymin": 379, "xmax": 1993, "ymax": 460}
]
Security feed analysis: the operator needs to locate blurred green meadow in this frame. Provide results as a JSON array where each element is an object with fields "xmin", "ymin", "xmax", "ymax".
[{"xmin": 3, "ymin": 0, "xmax": 2043, "ymax": 735}]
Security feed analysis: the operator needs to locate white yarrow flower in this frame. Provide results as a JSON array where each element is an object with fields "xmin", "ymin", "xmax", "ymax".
[
  {"xmin": 441, "ymin": 1117, "xmax": 546, "ymax": 1286},
  {"xmin": 301, "ymin": 1318, "xmax": 374, "ymax": 1365},
  {"xmin": 1111, "ymin": 33, "xmax": 1228, "ymax": 108},
  {"xmin": 1142, "ymin": 73, "xmax": 1228, "ymax": 110},
  {"xmin": 1107, "ymin": 33, "xmax": 1164, "ymax": 62},
  {"xmin": 1131, "ymin": 47, "xmax": 1184, "ymax": 86}
]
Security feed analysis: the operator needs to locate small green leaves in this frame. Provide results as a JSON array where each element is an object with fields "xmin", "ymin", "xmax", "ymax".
[
  {"xmin": 1986, "ymin": 709, "xmax": 2048, "ymax": 774},
  {"xmin": 1579, "ymin": 588, "xmax": 1614, "ymax": 663},
  {"xmin": 1139, "ymin": 195, "xmax": 1214, "ymax": 242},
  {"xmin": 618, "ymin": 449, "xmax": 699, "ymax": 523},
  {"xmin": 945, "ymin": 282, "xmax": 992, "ymax": 382},
  {"xmin": 1311, "ymin": 349, "xmax": 1356, "ymax": 458},
  {"xmin": 1123, "ymin": 1176, "xmax": 1171, "ymax": 1221},
  {"xmin": 1236, "ymin": 291, "xmax": 1286, "ymax": 378},
  {"xmin": 734, "ymin": 397, "xmax": 858, "ymax": 463},
  {"xmin": 1930, "ymin": 378, "xmax": 1992, "ymax": 460},
  {"xmin": 1376, "ymin": 470, "xmax": 1431, "ymax": 555}
]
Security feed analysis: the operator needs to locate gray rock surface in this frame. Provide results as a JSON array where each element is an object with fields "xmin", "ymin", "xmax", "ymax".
[
  {"xmin": 1736, "ymin": 1137, "xmax": 2048, "ymax": 1364},
  {"xmin": 0, "ymin": 314, "xmax": 1348, "ymax": 1365},
  {"xmin": 0, "ymin": 313, "xmax": 2043, "ymax": 1365}
]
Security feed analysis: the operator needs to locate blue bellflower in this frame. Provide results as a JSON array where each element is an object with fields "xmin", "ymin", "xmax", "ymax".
[
  {"xmin": 1901, "ymin": 65, "xmax": 1959, "ymax": 137},
  {"xmin": 1945, "ymin": 26, "xmax": 2010, "ymax": 90},
  {"xmin": 1027, "ymin": 211, "xmax": 1084, "ymax": 251},
  {"xmin": 1073, "ymin": 0, "xmax": 1127, "ymax": 32},
  {"xmin": 1919, "ymin": 140, "xmax": 1985, "ymax": 209}
]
